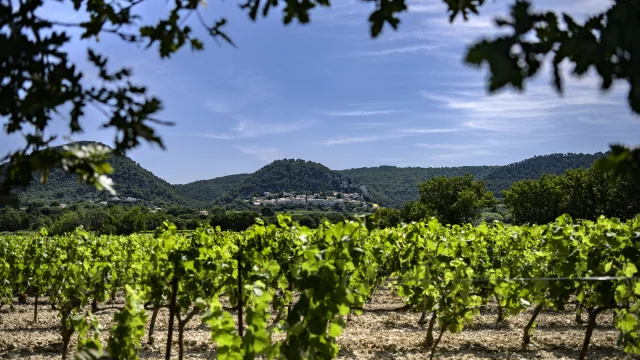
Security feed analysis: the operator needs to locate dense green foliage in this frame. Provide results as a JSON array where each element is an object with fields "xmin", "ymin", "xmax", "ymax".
[
  {"xmin": 341, "ymin": 153, "xmax": 602, "ymax": 207},
  {"xmin": 0, "ymin": 202, "xmax": 356, "ymax": 234},
  {"xmin": 174, "ymin": 174, "xmax": 249, "ymax": 203},
  {"xmin": 340, "ymin": 165, "xmax": 495, "ymax": 208},
  {"xmin": 504, "ymin": 168, "xmax": 640, "ymax": 225},
  {"xmin": 2, "ymin": 0, "xmax": 639, "ymax": 211},
  {"xmin": 417, "ymin": 174, "xmax": 497, "ymax": 225},
  {"xmin": 6, "ymin": 142, "xmax": 196, "ymax": 207},
  {"xmin": 8, "ymin": 149, "xmax": 606, "ymax": 210},
  {"xmin": 2, "ymin": 214, "xmax": 640, "ymax": 360}
]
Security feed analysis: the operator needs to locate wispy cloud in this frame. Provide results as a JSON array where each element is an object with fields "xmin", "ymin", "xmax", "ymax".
[
  {"xmin": 321, "ymin": 133, "xmax": 410, "ymax": 146},
  {"xmin": 235, "ymin": 145, "xmax": 282, "ymax": 163},
  {"xmin": 321, "ymin": 127, "xmax": 461, "ymax": 146},
  {"xmin": 324, "ymin": 109, "xmax": 399, "ymax": 116},
  {"xmin": 195, "ymin": 120, "xmax": 312, "ymax": 140},
  {"xmin": 415, "ymin": 136, "xmax": 571, "ymax": 150},
  {"xmin": 419, "ymin": 81, "xmax": 623, "ymax": 133},
  {"xmin": 203, "ymin": 69, "xmax": 277, "ymax": 114},
  {"xmin": 352, "ymin": 44, "xmax": 440, "ymax": 57},
  {"xmin": 399, "ymin": 128, "xmax": 464, "ymax": 134}
]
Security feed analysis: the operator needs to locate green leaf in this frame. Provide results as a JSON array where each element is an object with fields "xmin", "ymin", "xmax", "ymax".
[
  {"xmin": 277, "ymin": 276, "xmax": 289, "ymax": 291},
  {"xmin": 625, "ymin": 263, "xmax": 637, "ymax": 277},
  {"xmin": 328, "ymin": 322, "xmax": 343, "ymax": 338},
  {"xmin": 605, "ymin": 261, "xmax": 613, "ymax": 273}
]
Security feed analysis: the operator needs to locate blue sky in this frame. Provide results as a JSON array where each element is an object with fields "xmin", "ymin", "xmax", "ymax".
[{"xmin": 2, "ymin": 0, "xmax": 638, "ymax": 184}]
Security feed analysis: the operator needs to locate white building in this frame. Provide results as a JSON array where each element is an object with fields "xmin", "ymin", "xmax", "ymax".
[
  {"xmin": 98, "ymin": 201, "xmax": 108, "ymax": 206},
  {"xmin": 308, "ymin": 199, "xmax": 328, "ymax": 205},
  {"xmin": 125, "ymin": 197, "xmax": 137, "ymax": 202},
  {"xmin": 199, "ymin": 210, "xmax": 209, "ymax": 216}
]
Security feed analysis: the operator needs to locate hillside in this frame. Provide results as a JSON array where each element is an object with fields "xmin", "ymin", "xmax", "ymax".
[
  {"xmin": 174, "ymin": 174, "xmax": 249, "ymax": 203},
  {"xmin": 340, "ymin": 152, "xmax": 605, "ymax": 207},
  {"xmin": 8, "ymin": 142, "xmax": 606, "ymax": 209},
  {"xmin": 9, "ymin": 142, "xmax": 196, "ymax": 207},
  {"xmin": 339, "ymin": 165, "xmax": 497, "ymax": 208},
  {"xmin": 216, "ymin": 159, "xmax": 368, "ymax": 203},
  {"xmin": 481, "ymin": 152, "xmax": 606, "ymax": 193}
]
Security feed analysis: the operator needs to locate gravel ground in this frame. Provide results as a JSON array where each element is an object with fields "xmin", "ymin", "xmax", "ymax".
[{"xmin": 0, "ymin": 289, "xmax": 626, "ymax": 360}]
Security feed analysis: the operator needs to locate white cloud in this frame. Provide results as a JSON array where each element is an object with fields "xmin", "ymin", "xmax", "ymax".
[
  {"xmin": 353, "ymin": 44, "xmax": 440, "ymax": 56},
  {"xmin": 321, "ymin": 133, "xmax": 408, "ymax": 146},
  {"xmin": 399, "ymin": 128, "xmax": 463, "ymax": 134},
  {"xmin": 235, "ymin": 145, "xmax": 282, "ymax": 163},
  {"xmin": 419, "ymin": 81, "xmax": 624, "ymax": 133},
  {"xmin": 324, "ymin": 109, "xmax": 399, "ymax": 116},
  {"xmin": 415, "ymin": 136, "xmax": 571, "ymax": 150},
  {"xmin": 321, "ymin": 127, "xmax": 460, "ymax": 146},
  {"xmin": 196, "ymin": 120, "xmax": 311, "ymax": 140}
]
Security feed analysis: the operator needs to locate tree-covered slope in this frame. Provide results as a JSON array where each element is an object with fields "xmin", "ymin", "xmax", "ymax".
[
  {"xmin": 9, "ymin": 142, "xmax": 196, "ymax": 207},
  {"xmin": 218, "ymin": 159, "xmax": 368, "ymax": 202},
  {"xmin": 339, "ymin": 165, "xmax": 497, "ymax": 208},
  {"xmin": 481, "ymin": 152, "xmax": 605, "ymax": 195},
  {"xmin": 174, "ymin": 174, "xmax": 249, "ymax": 202},
  {"xmin": 340, "ymin": 153, "xmax": 606, "ymax": 207},
  {"xmin": 8, "ymin": 143, "xmax": 606, "ymax": 209}
]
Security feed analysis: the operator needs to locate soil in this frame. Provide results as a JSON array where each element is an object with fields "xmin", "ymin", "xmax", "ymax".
[{"xmin": 0, "ymin": 288, "xmax": 625, "ymax": 360}]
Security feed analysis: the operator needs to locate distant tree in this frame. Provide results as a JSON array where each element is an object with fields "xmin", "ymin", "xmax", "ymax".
[
  {"xmin": 0, "ymin": 208, "xmax": 22, "ymax": 232},
  {"xmin": 297, "ymin": 215, "xmax": 317, "ymax": 228},
  {"xmin": 260, "ymin": 206, "xmax": 275, "ymax": 216},
  {"xmin": 504, "ymin": 168, "xmax": 640, "ymax": 224},
  {"xmin": 417, "ymin": 175, "xmax": 497, "ymax": 225},
  {"xmin": 118, "ymin": 207, "xmax": 146, "ymax": 235},
  {"xmin": 51, "ymin": 212, "xmax": 83, "ymax": 235},
  {"xmin": 503, "ymin": 175, "xmax": 565, "ymax": 225},
  {"xmin": 401, "ymin": 200, "xmax": 433, "ymax": 223},
  {"xmin": 374, "ymin": 208, "xmax": 402, "ymax": 229}
]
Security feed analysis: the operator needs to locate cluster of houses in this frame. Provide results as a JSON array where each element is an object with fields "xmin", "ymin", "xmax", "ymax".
[{"xmin": 252, "ymin": 192, "xmax": 368, "ymax": 207}]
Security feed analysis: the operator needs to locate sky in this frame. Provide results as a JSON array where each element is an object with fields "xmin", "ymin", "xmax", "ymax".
[{"xmin": 1, "ymin": 0, "xmax": 638, "ymax": 184}]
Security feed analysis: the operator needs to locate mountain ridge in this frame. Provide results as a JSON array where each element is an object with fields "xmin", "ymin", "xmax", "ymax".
[{"xmin": 5, "ymin": 142, "xmax": 606, "ymax": 208}]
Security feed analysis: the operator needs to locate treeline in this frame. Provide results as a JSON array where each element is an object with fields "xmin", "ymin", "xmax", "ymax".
[
  {"xmin": 503, "ymin": 168, "xmax": 640, "ymax": 224},
  {"xmin": 0, "ymin": 203, "xmax": 355, "ymax": 235},
  {"xmin": 372, "ymin": 168, "xmax": 639, "ymax": 229}
]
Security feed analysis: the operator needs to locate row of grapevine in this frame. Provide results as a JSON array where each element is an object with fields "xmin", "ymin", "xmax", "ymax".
[{"xmin": 0, "ymin": 214, "xmax": 639, "ymax": 359}]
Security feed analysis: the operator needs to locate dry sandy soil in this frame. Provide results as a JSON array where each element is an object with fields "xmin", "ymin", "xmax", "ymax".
[{"xmin": 0, "ymin": 289, "xmax": 627, "ymax": 360}]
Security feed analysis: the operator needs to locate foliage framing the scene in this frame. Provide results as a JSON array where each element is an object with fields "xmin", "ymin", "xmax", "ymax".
[{"xmin": 1, "ymin": 0, "xmax": 640, "ymax": 204}]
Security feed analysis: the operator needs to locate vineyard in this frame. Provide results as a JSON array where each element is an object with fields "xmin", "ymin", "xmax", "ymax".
[{"xmin": 1, "ymin": 215, "xmax": 639, "ymax": 360}]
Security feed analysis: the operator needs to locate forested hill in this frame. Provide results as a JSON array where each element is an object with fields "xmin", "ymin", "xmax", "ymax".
[
  {"xmin": 338, "ymin": 165, "xmax": 497, "ymax": 208},
  {"xmin": 340, "ymin": 152, "xmax": 605, "ymax": 207},
  {"xmin": 174, "ymin": 174, "xmax": 249, "ymax": 203},
  {"xmin": 7, "ymin": 142, "xmax": 605, "ymax": 208},
  {"xmin": 7, "ymin": 142, "xmax": 196, "ymax": 207},
  {"xmin": 215, "ymin": 159, "xmax": 368, "ymax": 203},
  {"xmin": 481, "ymin": 153, "xmax": 606, "ymax": 194}
]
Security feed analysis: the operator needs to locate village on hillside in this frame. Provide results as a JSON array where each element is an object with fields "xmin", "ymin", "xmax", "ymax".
[{"xmin": 252, "ymin": 191, "xmax": 370, "ymax": 208}]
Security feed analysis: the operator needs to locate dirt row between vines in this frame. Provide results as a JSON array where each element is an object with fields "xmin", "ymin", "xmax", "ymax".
[{"xmin": 0, "ymin": 289, "xmax": 625, "ymax": 360}]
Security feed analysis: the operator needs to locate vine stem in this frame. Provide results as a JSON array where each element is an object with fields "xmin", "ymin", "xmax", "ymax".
[
  {"xmin": 165, "ymin": 271, "xmax": 179, "ymax": 360},
  {"xmin": 579, "ymin": 307, "xmax": 606, "ymax": 360},
  {"xmin": 425, "ymin": 309, "xmax": 437, "ymax": 347},
  {"xmin": 429, "ymin": 320, "xmax": 447, "ymax": 360},
  {"xmin": 237, "ymin": 248, "xmax": 243, "ymax": 338},
  {"xmin": 522, "ymin": 303, "xmax": 544, "ymax": 347}
]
